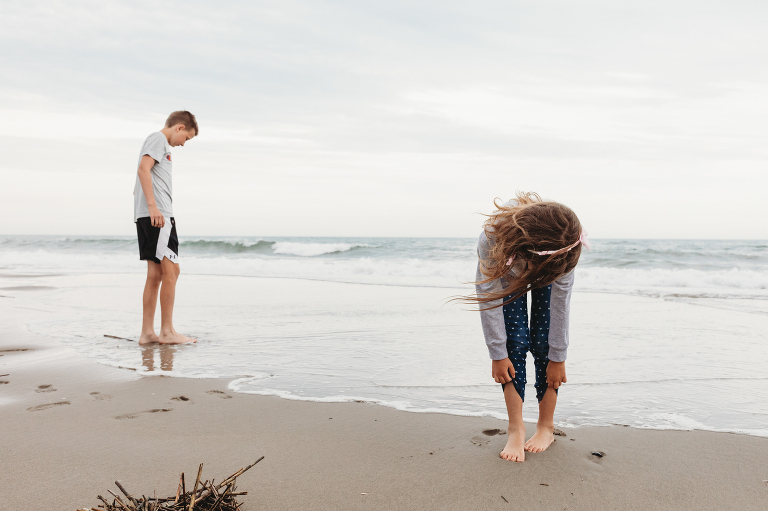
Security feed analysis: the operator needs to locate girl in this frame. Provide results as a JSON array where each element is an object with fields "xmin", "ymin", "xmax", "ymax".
[{"xmin": 471, "ymin": 192, "xmax": 588, "ymax": 462}]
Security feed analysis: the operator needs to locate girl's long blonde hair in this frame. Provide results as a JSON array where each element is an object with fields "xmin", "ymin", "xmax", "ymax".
[{"xmin": 468, "ymin": 192, "xmax": 583, "ymax": 309}]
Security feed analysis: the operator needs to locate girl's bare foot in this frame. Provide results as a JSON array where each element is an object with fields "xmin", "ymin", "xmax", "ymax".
[
  {"xmin": 500, "ymin": 420, "xmax": 526, "ymax": 462},
  {"xmin": 138, "ymin": 332, "xmax": 160, "ymax": 345},
  {"xmin": 524, "ymin": 425, "xmax": 555, "ymax": 453},
  {"xmin": 158, "ymin": 331, "xmax": 196, "ymax": 344}
]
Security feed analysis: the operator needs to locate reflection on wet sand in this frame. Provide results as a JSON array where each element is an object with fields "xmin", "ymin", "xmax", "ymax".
[{"xmin": 141, "ymin": 345, "xmax": 177, "ymax": 372}]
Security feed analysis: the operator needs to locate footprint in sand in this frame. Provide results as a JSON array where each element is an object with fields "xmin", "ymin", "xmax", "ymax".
[
  {"xmin": 36, "ymin": 384, "xmax": 56, "ymax": 393},
  {"xmin": 90, "ymin": 391, "xmax": 112, "ymax": 401},
  {"xmin": 206, "ymin": 390, "xmax": 232, "ymax": 399},
  {"xmin": 471, "ymin": 428, "xmax": 507, "ymax": 446},
  {"xmin": 0, "ymin": 380, "xmax": 8, "ymax": 385},
  {"xmin": 28, "ymin": 402, "xmax": 70, "ymax": 412},
  {"xmin": 171, "ymin": 396, "xmax": 190, "ymax": 402},
  {"xmin": 589, "ymin": 451, "xmax": 606, "ymax": 463},
  {"xmin": 114, "ymin": 408, "xmax": 173, "ymax": 420}
]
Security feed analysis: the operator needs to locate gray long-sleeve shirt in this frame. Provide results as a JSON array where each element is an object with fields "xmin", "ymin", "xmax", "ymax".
[{"xmin": 476, "ymin": 230, "xmax": 574, "ymax": 362}]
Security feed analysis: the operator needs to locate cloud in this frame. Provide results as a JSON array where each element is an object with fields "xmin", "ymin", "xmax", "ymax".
[{"xmin": 1, "ymin": 0, "xmax": 767, "ymax": 238}]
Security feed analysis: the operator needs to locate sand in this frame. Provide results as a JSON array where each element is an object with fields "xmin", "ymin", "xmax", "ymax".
[{"xmin": 1, "ymin": 303, "xmax": 767, "ymax": 511}]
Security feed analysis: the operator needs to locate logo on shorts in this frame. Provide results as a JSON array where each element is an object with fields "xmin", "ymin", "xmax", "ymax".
[{"xmin": 166, "ymin": 154, "xmax": 171, "ymax": 161}]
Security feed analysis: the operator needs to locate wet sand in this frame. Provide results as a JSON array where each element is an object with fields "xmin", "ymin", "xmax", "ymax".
[{"xmin": 1, "ymin": 304, "xmax": 767, "ymax": 511}]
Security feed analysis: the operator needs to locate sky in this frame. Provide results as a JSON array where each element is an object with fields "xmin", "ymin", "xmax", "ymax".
[{"xmin": 1, "ymin": 0, "xmax": 766, "ymax": 238}]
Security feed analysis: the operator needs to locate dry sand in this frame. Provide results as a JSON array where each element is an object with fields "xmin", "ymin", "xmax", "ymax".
[{"xmin": 1, "ymin": 304, "xmax": 767, "ymax": 511}]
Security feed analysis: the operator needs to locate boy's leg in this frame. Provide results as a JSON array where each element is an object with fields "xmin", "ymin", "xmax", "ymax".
[
  {"xmin": 500, "ymin": 292, "xmax": 530, "ymax": 462},
  {"xmin": 525, "ymin": 284, "xmax": 557, "ymax": 453},
  {"xmin": 141, "ymin": 345, "xmax": 156, "ymax": 370},
  {"xmin": 158, "ymin": 257, "xmax": 196, "ymax": 344},
  {"xmin": 139, "ymin": 261, "xmax": 162, "ymax": 344},
  {"xmin": 159, "ymin": 345, "xmax": 175, "ymax": 371}
]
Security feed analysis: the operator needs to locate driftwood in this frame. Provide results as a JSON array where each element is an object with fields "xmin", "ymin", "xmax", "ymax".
[
  {"xmin": 104, "ymin": 335, "xmax": 135, "ymax": 342},
  {"xmin": 79, "ymin": 458, "xmax": 263, "ymax": 511}
]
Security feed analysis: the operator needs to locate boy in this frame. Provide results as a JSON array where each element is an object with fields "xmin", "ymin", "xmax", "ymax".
[{"xmin": 134, "ymin": 111, "xmax": 198, "ymax": 345}]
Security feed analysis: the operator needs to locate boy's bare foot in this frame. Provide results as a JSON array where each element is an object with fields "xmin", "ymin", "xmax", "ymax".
[
  {"xmin": 158, "ymin": 331, "xmax": 196, "ymax": 344},
  {"xmin": 524, "ymin": 425, "xmax": 555, "ymax": 453},
  {"xmin": 138, "ymin": 332, "xmax": 160, "ymax": 345},
  {"xmin": 500, "ymin": 421, "xmax": 526, "ymax": 462}
]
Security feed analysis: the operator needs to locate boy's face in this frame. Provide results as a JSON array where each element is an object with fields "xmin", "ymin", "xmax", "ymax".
[{"xmin": 168, "ymin": 124, "xmax": 196, "ymax": 147}]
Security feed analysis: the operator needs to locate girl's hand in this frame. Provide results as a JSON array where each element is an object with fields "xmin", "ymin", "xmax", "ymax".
[
  {"xmin": 547, "ymin": 361, "xmax": 567, "ymax": 390},
  {"xmin": 492, "ymin": 358, "xmax": 516, "ymax": 383}
]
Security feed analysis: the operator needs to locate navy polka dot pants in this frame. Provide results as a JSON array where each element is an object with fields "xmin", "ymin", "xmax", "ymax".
[{"xmin": 501, "ymin": 284, "xmax": 555, "ymax": 403}]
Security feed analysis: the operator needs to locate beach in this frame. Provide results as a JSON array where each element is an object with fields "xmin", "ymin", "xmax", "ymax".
[
  {"xmin": 2, "ymin": 237, "xmax": 768, "ymax": 509},
  {"xmin": 5, "ymin": 0, "xmax": 768, "ymax": 507},
  {"xmin": 2, "ymin": 292, "xmax": 768, "ymax": 510}
]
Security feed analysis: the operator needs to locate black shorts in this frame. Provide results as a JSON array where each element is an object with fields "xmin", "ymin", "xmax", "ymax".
[{"xmin": 136, "ymin": 217, "xmax": 179, "ymax": 264}]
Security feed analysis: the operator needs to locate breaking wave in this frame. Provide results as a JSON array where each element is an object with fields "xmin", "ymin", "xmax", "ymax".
[{"xmin": 1, "ymin": 236, "xmax": 767, "ymax": 300}]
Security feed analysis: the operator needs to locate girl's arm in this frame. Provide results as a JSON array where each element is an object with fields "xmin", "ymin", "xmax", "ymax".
[
  {"xmin": 476, "ymin": 231, "xmax": 508, "ymax": 361},
  {"xmin": 547, "ymin": 270, "xmax": 575, "ymax": 362}
]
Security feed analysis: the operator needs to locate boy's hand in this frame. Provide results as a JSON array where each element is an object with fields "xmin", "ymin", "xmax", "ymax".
[
  {"xmin": 492, "ymin": 358, "xmax": 516, "ymax": 384},
  {"xmin": 547, "ymin": 361, "xmax": 567, "ymax": 390},
  {"xmin": 148, "ymin": 205, "xmax": 165, "ymax": 228}
]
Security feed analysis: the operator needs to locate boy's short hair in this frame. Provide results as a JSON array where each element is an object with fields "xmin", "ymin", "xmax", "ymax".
[{"xmin": 165, "ymin": 111, "xmax": 199, "ymax": 135}]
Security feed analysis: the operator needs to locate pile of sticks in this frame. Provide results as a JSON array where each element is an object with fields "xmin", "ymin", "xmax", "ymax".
[{"xmin": 80, "ymin": 457, "xmax": 263, "ymax": 511}]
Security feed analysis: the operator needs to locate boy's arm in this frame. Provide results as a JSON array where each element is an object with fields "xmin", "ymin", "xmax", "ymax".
[
  {"xmin": 137, "ymin": 154, "xmax": 165, "ymax": 228},
  {"xmin": 138, "ymin": 154, "xmax": 165, "ymax": 227}
]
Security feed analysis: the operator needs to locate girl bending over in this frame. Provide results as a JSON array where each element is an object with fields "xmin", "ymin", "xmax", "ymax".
[{"xmin": 471, "ymin": 192, "xmax": 588, "ymax": 462}]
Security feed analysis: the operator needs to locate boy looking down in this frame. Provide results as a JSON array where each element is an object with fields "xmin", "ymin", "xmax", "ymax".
[{"xmin": 133, "ymin": 110, "xmax": 198, "ymax": 345}]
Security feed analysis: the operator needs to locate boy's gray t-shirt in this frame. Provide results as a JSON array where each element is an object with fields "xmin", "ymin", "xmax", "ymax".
[{"xmin": 133, "ymin": 132, "xmax": 173, "ymax": 221}]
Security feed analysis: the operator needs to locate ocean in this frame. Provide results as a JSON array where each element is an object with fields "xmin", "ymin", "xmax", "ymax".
[{"xmin": 1, "ymin": 235, "xmax": 766, "ymax": 436}]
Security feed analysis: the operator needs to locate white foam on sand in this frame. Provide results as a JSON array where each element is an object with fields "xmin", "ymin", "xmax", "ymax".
[{"xmin": 0, "ymin": 395, "xmax": 17, "ymax": 407}]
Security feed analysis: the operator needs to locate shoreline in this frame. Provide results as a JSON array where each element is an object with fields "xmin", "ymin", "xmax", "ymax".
[
  {"xmin": 2, "ymin": 303, "xmax": 768, "ymax": 510},
  {"xmin": 27, "ymin": 347, "xmax": 768, "ymax": 440},
  {"xmin": 4, "ymin": 272, "xmax": 768, "ymax": 438}
]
